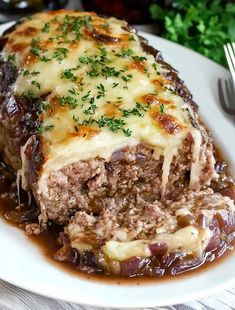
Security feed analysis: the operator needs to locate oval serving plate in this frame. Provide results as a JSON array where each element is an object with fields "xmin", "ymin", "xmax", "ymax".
[{"xmin": 0, "ymin": 22, "xmax": 235, "ymax": 308}]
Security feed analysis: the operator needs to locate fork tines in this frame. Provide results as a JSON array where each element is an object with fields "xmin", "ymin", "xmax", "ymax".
[
  {"xmin": 224, "ymin": 43, "xmax": 235, "ymax": 84},
  {"xmin": 218, "ymin": 78, "xmax": 235, "ymax": 114}
]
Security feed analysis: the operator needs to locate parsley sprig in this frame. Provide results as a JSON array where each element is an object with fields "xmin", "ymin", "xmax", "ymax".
[{"xmin": 150, "ymin": 0, "xmax": 235, "ymax": 66}]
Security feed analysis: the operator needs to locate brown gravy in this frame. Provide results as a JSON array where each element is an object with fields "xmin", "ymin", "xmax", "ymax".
[{"xmin": 0, "ymin": 154, "xmax": 235, "ymax": 284}]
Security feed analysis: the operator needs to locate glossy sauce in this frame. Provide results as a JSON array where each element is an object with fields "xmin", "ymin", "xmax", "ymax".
[{"xmin": 0, "ymin": 153, "xmax": 235, "ymax": 284}]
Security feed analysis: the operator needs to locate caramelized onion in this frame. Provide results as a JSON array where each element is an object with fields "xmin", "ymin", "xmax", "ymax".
[
  {"xmin": 149, "ymin": 242, "xmax": 168, "ymax": 256},
  {"xmin": 170, "ymin": 257, "xmax": 204, "ymax": 275},
  {"xmin": 121, "ymin": 257, "xmax": 142, "ymax": 276},
  {"xmin": 80, "ymin": 251, "xmax": 103, "ymax": 273}
]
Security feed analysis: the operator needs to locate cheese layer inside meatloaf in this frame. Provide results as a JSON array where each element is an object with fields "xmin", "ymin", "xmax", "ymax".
[{"xmin": 0, "ymin": 10, "xmax": 234, "ymax": 275}]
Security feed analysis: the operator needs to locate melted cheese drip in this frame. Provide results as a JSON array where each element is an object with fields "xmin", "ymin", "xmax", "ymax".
[
  {"xmin": 102, "ymin": 226, "xmax": 212, "ymax": 261},
  {"xmin": 2, "ymin": 11, "xmax": 212, "ymax": 192}
]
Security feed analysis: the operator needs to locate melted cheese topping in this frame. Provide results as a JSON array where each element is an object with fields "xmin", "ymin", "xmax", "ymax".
[
  {"xmin": 102, "ymin": 226, "xmax": 212, "ymax": 261},
  {"xmin": 2, "ymin": 11, "xmax": 209, "ymax": 191}
]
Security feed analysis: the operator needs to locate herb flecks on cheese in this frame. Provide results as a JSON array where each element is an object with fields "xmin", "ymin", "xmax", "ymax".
[{"xmin": 3, "ymin": 11, "xmax": 206, "ymax": 190}]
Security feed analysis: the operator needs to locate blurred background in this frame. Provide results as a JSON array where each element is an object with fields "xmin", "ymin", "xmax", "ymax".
[{"xmin": 0, "ymin": 0, "xmax": 234, "ymax": 66}]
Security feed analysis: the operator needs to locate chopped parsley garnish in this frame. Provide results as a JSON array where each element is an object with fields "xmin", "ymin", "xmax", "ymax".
[
  {"xmin": 159, "ymin": 103, "xmax": 165, "ymax": 113},
  {"xmin": 58, "ymin": 14, "xmax": 93, "ymax": 40},
  {"xmin": 112, "ymin": 82, "xmax": 119, "ymax": 88},
  {"xmin": 132, "ymin": 55, "xmax": 147, "ymax": 61},
  {"xmin": 61, "ymin": 69, "xmax": 77, "ymax": 82},
  {"xmin": 40, "ymin": 100, "xmax": 50, "ymax": 112},
  {"xmin": 38, "ymin": 124, "xmax": 54, "ymax": 134},
  {"xmin": 119, "ymin": 48, "xmax": 134, "ymax": 58},
  {"xmin": 23, "ymin": 70, "xmax": 40, "ymax": 76},
  {"xmin": 83, "ymin": 97, "xmax": 97, "ymax": 115},
  {"xmin": 97, "ymin": 115, "xmax": 126, "ymax": 132},
  {"xmin": 30, "ymin": 38, "xmax": 41, "ymax": 57},
  {"xmin": 100, "ymin": 47, "xmax": 107, "ymax": 57},
  {"xmin": 51, "ymin": 16, "xmax": 59, "ymax": 22},
  {"xmin": 121, "ymin": 102, "xmax": 151, "ymax": 118},
  {"xmin": 41, "ymin": 22, "xmax": 50, "ymax": 33},
  {"xmin": 152, "ymin": 63, "xmax": 161, "ymax": 75},
  {"xmin": 40, "ymin": 55, "xmax": 51, "ymax": 62},
  {"xmin": 128, "ymin": 35, "xmax": 136, "ymax": 41},
  {"xmin": 102, "ymin": 66, "xmax": 121, "ymax": 78},
  {"xmin": 81, "ymin": 90, "xmax": 91, "ymax": 101},
  {"xmin": 59, "ymin": 95, "xmax": 78, "ymax": 109},
  {"xmin": 7, "ymin": 54, "xmax": 16, "ymax": 67},
  {"xmin": 34, "ymin": 154, "xmax": 42, "ymax": 164},
  {"xmin": 53, "ymin": 47, "xmax": 69, "ymax": 61},
  {"xmin": 73, "ymin": 115, "xmax": 80, "ymax": 123},
  {"xmin": 101, "ymin": 23, "xmax": 110, "ymax": 29},
  {"xmin": 7, "ymin": 54, "xmax": 16, "ymax": 63},
  {"xmin": 121, "ymin": 75, "xmax": 131, "ymax": 83},
  {"xmin": 68, "ymin": 87, "xmax": 79, "ymax": 96},
  {"xmin": 123, "ymin": 128, "xmax": 132, "ymax": 137},
  {"xmin": 96, "ymin": 83, "xmax": 106, "ymax": 99},
  {"xmin": 31, "ymin": 80, "xmax": 41, "ymax": 89}
]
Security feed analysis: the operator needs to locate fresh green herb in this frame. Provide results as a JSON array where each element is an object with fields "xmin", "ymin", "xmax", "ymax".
[
  {"xmin": 96, "ymin": 83, "xmax": 106, "ymax": 99},
  {"xmin": 23, "ymin": 70, "xmax": 40, "ymax": 76},
  {"xmin": 40, "ymin": 100, "xmax": 50, "ymax": 112},
  {"xmin": 123, "ymin": 128, "xmax": 132, "ymax": 137},
  {"xmin": 100, "ymin": 47, "xmax": 107, "ymax": 57},
  {"xmin": 41, "ymin": 22, "xmax": 50, "ymax": 33},
  {"xmin": 51, "ymin": 16, "xmax": 59, "ymax": 23},
  {"xmin": 128, "ymin": 35, "xmax": 136, "ymax": 41},
  {"xmin": 6, "ymin": 54, "xmax": 16, "ymax": 68},
  {"xmin": 112, "ymin": 82, "xmax": 119, "ymax": 88},
  {"xmin": 69, "ymin": 87, "xmax": 79, "ymax": 96},
  {"xmin": 82, "ymin": 117, "xmax": 96, "ymax": 125},
  {"xmin": 73, "ymin": 115, "xmax": 80, "ymax": 123},
  {"xmin": 53, "ymin": 47, "xmax": 69, "ymax": 61},
  {"xmin": 122, "ymin": 102, "xmax": 151, "ymax": 118},
  {"xmin": 101, "ymin": 23, "xmax": 110, "ymax": 29},
  {"xmin": 164, "ymin": 85, "xmax": 177, "ymax": 94},
  {"xmin": 59, "ymin": 15, "xmax": 93, "ymax": 40},
  {"xmin": 102, "ymin": 66, "xmax": 121, "ymax": 78},
  {"xmin": 31, "ymin": 80, "xmax": 41, "ymax": 89},
  {"xmin": 132, "ymin": 55, "xmax": 147, "ymax": 61},
  {"xmin": 119, "ymin": 48, "xmax": 134, "ymax": 58},
  {"xmin": 38, "ymin": 124, "xmax": 54, "ymax": 134},
  {"xmin": 159, "ymin": 103, "xmax": 165, "ymax": 113},
  {"xmin": 97, "ymin": 115, "xmax": 126, "ymax": 132},
  {"xmin": 59, "ymin": 95, "xmax": 78, "ymax": 109},
  {"xmin": 30, "ymin": 38, "xmax": 41, "ymax": 57},
  {"xmin": 40, "ymin": 55, "xmax": 51, "ymax": 62},
  {"xmin": 121, "ymin": 75, "xmax": 131, "ymax": 83},
  {"xmin": 81, "ymin": 90, "xmax": 91, "ymax": 101},
  {"xmin": 7, "ymin": 54, "xmax": 16, "ymax": 64},
  {"xmin": 61, "ymin": 69, "xmax": 77, "ymax": 82},
  {"xmin": 83, "ymin": 97, "xmax": 97, "ymax": 115},
  {"xmin": 152, "ymin": 63, "xmax": 161, "ymax": 75},
  {"xmin": 34, "ymin": 154, "xmax": 42, "ymax": 164},
  {"xmin": 149, "ymin": 0, "xmax": 235, "ymax": 66}
]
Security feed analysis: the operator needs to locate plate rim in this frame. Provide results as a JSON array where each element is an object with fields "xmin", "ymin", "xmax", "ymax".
[{"xmin": 0, "ymin": 22, "xmax": 234, "ymax": 308}]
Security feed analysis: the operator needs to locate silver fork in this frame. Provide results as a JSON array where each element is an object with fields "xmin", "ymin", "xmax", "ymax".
[{"xmin": 218, "ymin": 43, "xmax": 235, "ymax": 115}]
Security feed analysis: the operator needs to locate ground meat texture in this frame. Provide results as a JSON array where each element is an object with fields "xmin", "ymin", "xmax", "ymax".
[{"xmin": 37, "ymin": 142, "xmax": 193, "ymax": 226}]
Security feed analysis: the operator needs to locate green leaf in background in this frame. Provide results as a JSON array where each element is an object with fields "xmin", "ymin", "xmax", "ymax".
[{"xmin": 150, "ymin": 0, "xmax": 235, "ymax": 67}]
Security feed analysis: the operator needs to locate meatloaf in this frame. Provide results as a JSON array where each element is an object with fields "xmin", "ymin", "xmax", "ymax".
[{"xmin": 0, "ymin": 10, "xmax": 234, "ymax": 277}]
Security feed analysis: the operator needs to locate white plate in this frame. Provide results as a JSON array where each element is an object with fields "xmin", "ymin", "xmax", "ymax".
[{"xmin": 0, "ymin": 22, "xmax": 235, "ymax": 308}]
